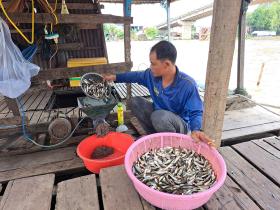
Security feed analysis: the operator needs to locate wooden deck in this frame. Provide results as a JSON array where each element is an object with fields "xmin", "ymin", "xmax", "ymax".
[
  {"xmin": 0, "ymin": 90, "xmax": 54, "ymax": 125},
  {"xmin": 222, "ymin": 106, "xmax": 280, "ymax": 144},
  {"xmin": 0, "ymin": 136, "xmax": 279, "ymax": 209},
  {"xmin": 1, "ymin": 87, "xmax": 280, "ymax": 145},
  {"xmin": 114, "ymin": 83, "xmax": 150, "ymax": 99}
]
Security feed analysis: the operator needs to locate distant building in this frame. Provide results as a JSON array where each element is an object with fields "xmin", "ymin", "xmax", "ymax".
[
  {"xmin": 251, "ymin": 31, "xmax": 276, "ymax": 36},
  {"xmin": 131, "ymin": 25, "xmax": 144, "ymax": 32}
]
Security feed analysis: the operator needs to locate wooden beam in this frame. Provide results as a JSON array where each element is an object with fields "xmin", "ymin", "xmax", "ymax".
[
  {"xmin": 0, "ymin": 123, "xmax": 49, "ymax": 138},
  {"xmin": 0, "ymin": 146, "xmax": 84, "ymax": 183},
  {"xmin": 77, "ymin": 23, "xmax": 98, "ymax": 30},
  {"xmin": 237, "ymin": 0, "xmax": 247, "ymax": 90},
  {"xmin": 203, "ymin": 0, "xmax": 242, "ymax": 147},
  {"xmin": 37, "ymin": 42, "xmax": 84, "ymax": 51},
  {"xmin": 32, "ymin": 62, "xmax": 132, "ymax": 81},
  {"xmin": 0, "ymin": 116, "xmax": 29, "ymax": 126},
  {"xmin": 4, "ymin": 97, "xmax": 20, "ymax": 116},
  {"xmin": 100, "ymin": 0, "xmax": 162, "ymax": 3},
  {"xmin": 167, "ymin": 0, "xmax": 171, "ymax": 41},
  {"xmin": 96, "ymin": 1, "xmax": 108, "ymax": 62},
  {"xmin": 1, "ymin": 13, "xmax": 132, "ymax": 24},
  {"xmin": 54, "ymin": 3, "xmax": 104, "ymax": 10},
  {"xmin": 124, "ymin": 0, "xmax": 132, "ymax": 102},
  {"xmin": 124, "ymin": 24, "xmax": 132, "ymax": 102},
  {"xmin": 1, "ymin": 2, "xmax": 104, "ymax": 10},
  {"xmin": 23, "ymin": 85, "xmax": 52, "ymax": 94}
]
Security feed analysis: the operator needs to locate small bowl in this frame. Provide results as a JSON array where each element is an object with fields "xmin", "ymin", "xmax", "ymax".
[{"xmin": 80, "ymin": 73, "xmax": 111, "ymax": 100}]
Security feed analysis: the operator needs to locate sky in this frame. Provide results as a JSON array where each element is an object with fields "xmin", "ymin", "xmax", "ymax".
[
  {"xmin": 102, "ymin": 0, "xmax": 258, "ymax": 28},
  {"xmin": 102, "ymin": 0, "xmax": 213, "ymax": 27}
]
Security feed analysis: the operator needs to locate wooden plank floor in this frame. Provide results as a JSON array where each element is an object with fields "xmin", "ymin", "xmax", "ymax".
[
  {"xmin": 0, "ymin": 145, "xmax": 84, "ymax": 183},
  {"xmin": 222, "ymin": 106, "xmax": 280, "ymax": 143},
  {"xmin": 0, "ymin": 91, "xmax": 53, "ymax": 123},
  {"xmin": 0, "ymin": 136, "xmax": 279, "ymax": 209},
  {"xmin": 1, "ymin": 89, "xmax": 280, "ymax": 145},
  {"xmin": 0, "ymin": 174, "xmax": 54, "ymax": 210},
  {"xmin": 114, "ymin": 83, "xmax": 150, "ymax": 99},
  {"xmin": 56, "ymin": 175, "xmax": 100, "ymax": 210}
]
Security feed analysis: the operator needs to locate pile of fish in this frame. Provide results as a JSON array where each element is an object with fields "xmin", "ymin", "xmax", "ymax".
[
  {"xmin": 132, "ymin": 146, "xmax": 216, "ymax": 195},
  {"xmin": 81, "ymin": 75, "xmax": 110, "ymax": 99}
]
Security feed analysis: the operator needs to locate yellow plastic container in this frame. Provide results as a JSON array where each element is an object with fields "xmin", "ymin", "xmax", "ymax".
[
  {"xmin": 67, "ymin": 57, "xmax": 108, "ymax": 87},
  {"xmin": 67, "ymin": 57, "xmax": 108, "ymax": 68},
  {"xmin": 69, "ymin": 77, "xmax": 81, "ymax": 87},
  {"xmin": 117, "ymin": 103, "xmax": 124, "ymax": 126}
]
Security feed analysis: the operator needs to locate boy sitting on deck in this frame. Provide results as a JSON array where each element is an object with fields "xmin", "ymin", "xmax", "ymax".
[{"xmin": 101, "ymin": 40, "xmax": 213, "ymax": 145}]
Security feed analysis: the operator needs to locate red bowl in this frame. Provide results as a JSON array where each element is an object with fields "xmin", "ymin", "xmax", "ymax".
[{"xmin": 77, "ymin": 132, "xmax": 134, "ymax": 173}]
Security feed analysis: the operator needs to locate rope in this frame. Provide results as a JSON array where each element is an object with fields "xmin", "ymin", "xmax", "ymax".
[
  {"xmin": 44, "ymin": 0, "xmax": 58, "ymax": 26},
  {"xmin": 0, "ymin": 0, "xmax": 35, "ymax": 44},
  {"xmin": 0, "ymin": 0, "xmax": 59, "ymax": 44}
]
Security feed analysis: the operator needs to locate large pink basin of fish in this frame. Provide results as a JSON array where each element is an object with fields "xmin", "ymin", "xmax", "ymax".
[{"xmin": 124, "ymin": 133, "xmax": 227, "ymax": 210}]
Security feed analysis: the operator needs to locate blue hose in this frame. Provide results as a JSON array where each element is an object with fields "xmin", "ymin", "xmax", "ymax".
[
  {"xmin": 16, "ymin": 96, "xmax": 86, "ymax": 148},
  {"xmin": 21, "ymin": 44, "xmax": 38, "ymax": 62}
]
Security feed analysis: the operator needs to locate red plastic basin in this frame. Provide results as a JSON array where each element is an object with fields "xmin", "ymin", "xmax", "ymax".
[{"xmin": 77, "ymin": 132, "xmax": 134, "ymax": 173}]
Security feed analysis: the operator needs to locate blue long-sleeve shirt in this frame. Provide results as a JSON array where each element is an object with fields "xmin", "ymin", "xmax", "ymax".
[{"xmin": 116, "ymin": 67, "xmax": 203, "ymax": 131}]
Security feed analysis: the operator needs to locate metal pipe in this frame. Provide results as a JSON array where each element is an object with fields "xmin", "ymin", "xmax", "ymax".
[{"xmin": 167, "ymin": 0, "xmax": 171, "ymax": 41}]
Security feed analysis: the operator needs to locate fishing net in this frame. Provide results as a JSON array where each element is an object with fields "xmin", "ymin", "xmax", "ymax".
[{"xmin": 0, "ymin": 17, "xmax": 39, "ymax": 98}]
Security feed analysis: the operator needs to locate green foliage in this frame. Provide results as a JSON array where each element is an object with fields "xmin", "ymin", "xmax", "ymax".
[
  {"xmin": 103, "ymin": 24, "xmax": 124, "ymax": 40},
  {"xmin": 247, "ymin": 5, "xmax": 273, "ymax": 31},
  {"xmin": 144, "ymin": 27, "xmax": 159, "ymax": 40},
  {"xmin": 247, "ymin": 2, "xmax": 280, "ymax": 33},
  {"xmin": 271, "ymin": 2, "xmax": 280, "ymax": 33},
  {"xmin": 130, "ymin": 30, "xmax": 138, "ymax": 41},
  {"xmin": 116, "ymin": 30, "xmax": 124, "ymax": 39}
]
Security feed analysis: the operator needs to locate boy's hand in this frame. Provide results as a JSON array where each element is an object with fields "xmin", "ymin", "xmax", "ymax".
[
  {"xmin": 191, "ymin": 131, "xmax": 216, "ymax": 148},
  {"xmin": 103, "ymin": 74, "xmax": 116, "ymax": 82}
]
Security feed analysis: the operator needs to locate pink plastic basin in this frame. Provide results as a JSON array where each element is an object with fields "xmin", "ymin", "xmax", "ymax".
[{"xmin": 125, "ymin": 133, "xmax": 227, "ymax": 210}]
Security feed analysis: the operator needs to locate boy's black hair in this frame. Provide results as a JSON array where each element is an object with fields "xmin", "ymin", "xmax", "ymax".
[{"xmin": 150, "ymin": 40, "xmax": 177, "ymax": 64}]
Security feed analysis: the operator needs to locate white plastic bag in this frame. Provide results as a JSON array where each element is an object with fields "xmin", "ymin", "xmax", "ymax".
[{"xmin": 0, "ymin": 17, "xmax": 40, "ymax": 98}]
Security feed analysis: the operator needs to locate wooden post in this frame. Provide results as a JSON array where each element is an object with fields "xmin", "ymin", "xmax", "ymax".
[
  {"xmin": 96, "ymin": 1, "xmax": 109, "ymax": 61},
  {"xmin": 257, "ymin": 62, "xmax": 265, "ymax": 86},
  {"xmin": 123, "ymin": 0, "xmax": 132, "ymax": 103},
  {"xmin": 167, "ymin": 0, "xmax": 171, "ymax": 41},
  {"xmin": 237, "ymin": 0, "xmax": 249, "ymax": 90},
  {"xmin": 4, "ymin": 97, "xmax": 20, "ymax": 116},
  {"xmin": 203, "ymin": 0, "xmax": 242, "ymax": 147}
]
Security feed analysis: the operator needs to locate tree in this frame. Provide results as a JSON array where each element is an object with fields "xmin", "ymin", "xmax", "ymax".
[
  {"xmin": 103, "ymin": 24, "xmax": 124, "ymax": 40},
  {"xmin": 271, "ymin": 2, "xmax": 280, "ymax": 33},
  {"xmin": 247, "ymin": 2, "xmax": 280, "ymax": 33},
  {"xmin": 247, "ymin": 5, "xmax": 273, "ymax": 31},
  {"xmin": 144, "ymin": 27, "xmax": 159, "ymax": 40},
  {"xmin": 116, "ymin": 30, "xmax": 124, "ymax": 39}
]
